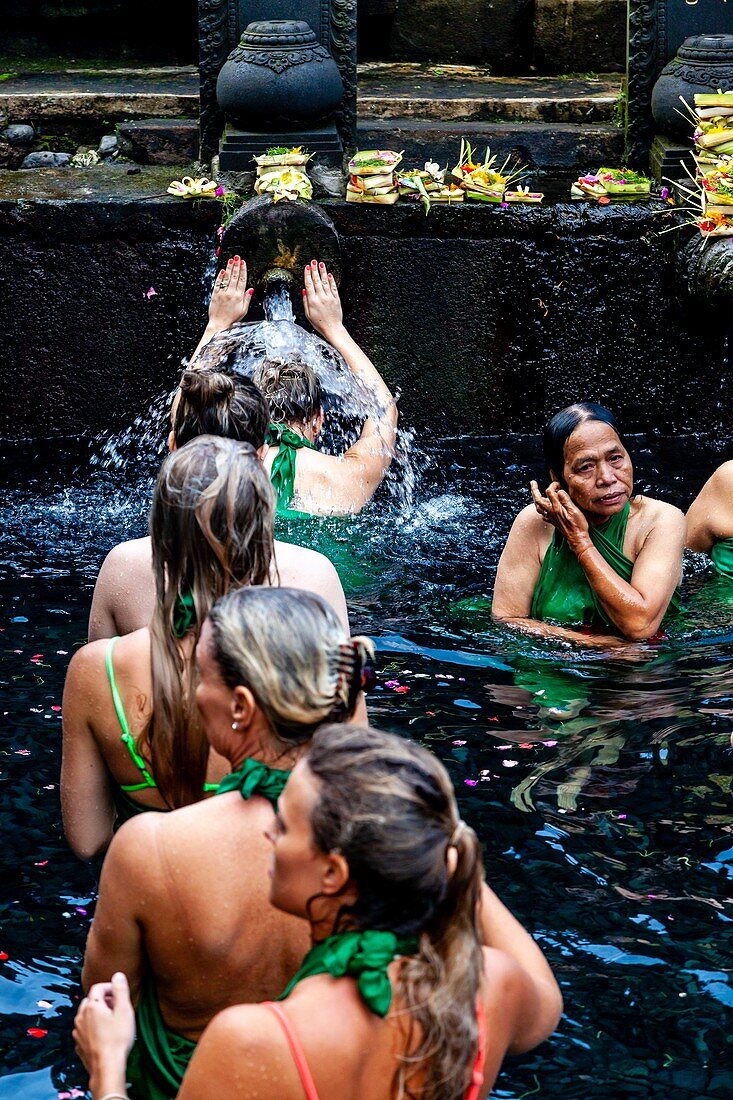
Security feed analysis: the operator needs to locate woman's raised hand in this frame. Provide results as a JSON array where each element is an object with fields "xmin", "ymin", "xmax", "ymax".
[
  {"xmin": 530, "ymin": 480, "xmax": 591, "ymax": 553},
  {"xmin": 303, "ymin": 259, "xmax": 343, "ymax": 339},
  {"xmin": 209, "ymin": 256, "xmax": 254, "ymax": 329},
  {"xmin": 73, "ymin": 972, "xmax": 135, "ymax": 1077}
]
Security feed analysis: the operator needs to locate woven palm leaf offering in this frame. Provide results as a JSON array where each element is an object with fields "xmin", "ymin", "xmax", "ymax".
[
  {"xmin": 254, "ymin": 146, "xmax": 312, "ymax": 170},
  {"xmin": 697, "ymin": 159, "xmax": 733, "ymax": 236},
  {"xmin": 692, "ymin": 91, "xmax": 733, "ymax": 159},
  {"xmin": 397, "ymin": 162, "xmax": 465, "ymax": 214},
  {"xmin": 451, "ymin": 139, "xmax": 527, "ymax": 203},
  {"xmin": 570, "ymin": 167, "xmax": 652, "ymax": 202},
  {"xmin": 346, "ymin": 150, "xmax": 402, "ymax": 204},
  {"xmin": 504, "ymin": 185, "xmax": 544, "ymax": 204},
  {"xmin": 254, "ymin": 166, "xmax": 313, "ymax": 203}
]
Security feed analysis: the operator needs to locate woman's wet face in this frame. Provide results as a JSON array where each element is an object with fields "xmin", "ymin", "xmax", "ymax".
[
  {"xmin": 559, "ymin": 420, "xmax": 633, "ymax": 519},
  {"xmin": 266, "ymin": 760, "xmax": 329, "ymax": 919}
]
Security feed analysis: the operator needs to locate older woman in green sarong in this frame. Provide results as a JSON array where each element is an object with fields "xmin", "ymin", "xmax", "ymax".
[
  {"xmin": 686, "ymin": 460, "xmax": 733, "ymax": 579},
  {"xmin": 493, "ymin": 403, "xmax": 685, "ymax": 643}
]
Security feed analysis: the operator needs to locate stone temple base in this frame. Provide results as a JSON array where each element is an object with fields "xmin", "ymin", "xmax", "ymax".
[
  {"xmin": 219, "ymin": 122, "xmax": 343, "ymax": 171},
  {"xmin": 649, "ymin": 134, "xmax": 696, "ymax": 184}
]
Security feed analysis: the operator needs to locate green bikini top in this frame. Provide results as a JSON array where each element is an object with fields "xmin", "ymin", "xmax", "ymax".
[{"xmin": 105, "ymin": 636, "xmax": 218, "ymax": 795}]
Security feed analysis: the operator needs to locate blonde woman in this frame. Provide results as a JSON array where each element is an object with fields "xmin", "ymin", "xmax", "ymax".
[
  {"xmin": 76, "ymin": 725, "xmax": 562, "ymax": 1100},
  {"xmin": 79, "ymin": 587, "xmax": 372, "ymax": 1100}
]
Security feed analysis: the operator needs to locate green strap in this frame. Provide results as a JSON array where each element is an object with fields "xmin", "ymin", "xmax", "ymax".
[
  {"xmin": 266, "ymin": 422, "xmax": 316, "ymax": 510},
  {"xmin": 531, "ymin": 502, "xmax": 681, "ymax": 628},
  {"xmin": 216, "ymin": 757, "xmax": 291, "ymax": 810},
  {"xmin": 278, "ymin": 929, "xmax": 418, "ymax": 1018},
  {"xmin": 105, "ymin": 636, "xmax": 130, "ymax": 737},
  {"xmin": 711, "ymin": 537, "xmax": 733, "ymax": 580},
  {"xmin": 126, "ymin": 979, "xmax": 196, "ymax": 1100},
  {"xmin": 106, "ymin": 637, "xmax": 156, "ymax": 792},
  {"xmin": 172, "ymin": 589, "xmax": 196, "ymax": 639}
]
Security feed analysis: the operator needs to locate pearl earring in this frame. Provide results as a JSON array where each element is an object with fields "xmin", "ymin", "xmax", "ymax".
[{"xmin": 231, "ymin": 721, "xmax": 239, "ymax": 730}]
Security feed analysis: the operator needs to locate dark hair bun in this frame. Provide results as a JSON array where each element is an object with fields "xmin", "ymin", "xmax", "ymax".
[{"xmin": 180, "ymin": 369, "xmax": 234, "ymax": 416}]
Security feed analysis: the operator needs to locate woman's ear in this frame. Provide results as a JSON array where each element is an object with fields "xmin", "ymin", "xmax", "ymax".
[
  {"xmin": 321, "ymin": 851, "xmax": 352, "ymax": 898},
  {"xmin": 231, "ymin": 685, "xmax": 259, "ymax": 729},
  {"xmin": 168, "ymin": 430, "xmax": 177, "ymax": 452}
]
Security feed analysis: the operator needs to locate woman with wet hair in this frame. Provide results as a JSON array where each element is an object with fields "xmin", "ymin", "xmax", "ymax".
[
  {"xmin": 63, "ymin": 437, "xmax": 356, "ymax": 859},
  {"xmin": 88, "ymin": 358, "xmax": 350, "ymax": 643},
  {"xmin": 75, "ymin": 724, "xmax": 562, "ymax": 1100},
  {"xmin": 78, "ymin": 587, "xmax": 371, "ymax": 1099},
  {"xmin": 493, "ymin": 402, "xmax": 685, "ymax": 643},
  {"xmin": 686, "ymin": 460, "xmax": 733, "ymax": 579},
  {"xmin": 169, "ymin": 367, "xmax": 270, "ymax": 451}
]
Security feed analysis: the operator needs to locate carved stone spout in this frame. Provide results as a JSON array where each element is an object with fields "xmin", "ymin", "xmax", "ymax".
[
  {"xmin": 220, "ymin": 193, "xmax": 341, "ymax": 294},
  {"xmin": 678, "ymin": 236, "xmax": 733, "ymax": 308}
]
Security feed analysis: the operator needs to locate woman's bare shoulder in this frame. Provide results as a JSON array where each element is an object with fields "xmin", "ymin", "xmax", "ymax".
[{"xmin": 633, "ymin": 495, "xmax": 685, "ymax": 531}]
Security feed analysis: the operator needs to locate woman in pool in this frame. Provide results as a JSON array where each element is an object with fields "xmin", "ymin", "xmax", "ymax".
[
  {"xmin": 493, "ymin": 402, "xmax": 685, "ymax": 643},
  {"xmin": 686, "ymin": 461, "xmax": 733, "ymax": 579},
  {"xmin": 75, "ymin": 724, "xmax": 562, "ymax": 1100},
  {"xmin": 80, "ymin": 586, "xmax": 372, "ymax": 1100},
  {"xmin": 88, "ymin": 365, "xmax": 350, "ymax": 641},
  {"xmin": 194, "ymin": 256, "xmax": 398, "ymax": 515},
  {"xmin": 64, "ymin": 436, "xmax": 361, "ymax": 859}
]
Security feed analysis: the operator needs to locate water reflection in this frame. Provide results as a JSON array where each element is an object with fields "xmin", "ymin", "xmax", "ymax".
[{"xmin": 0, "ymin": 432, "xmax": 731, "ymax": 1097}]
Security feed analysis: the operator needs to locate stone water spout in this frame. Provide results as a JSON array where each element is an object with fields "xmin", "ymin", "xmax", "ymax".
[
  {"xmin": 220, "ymin": 193, "xmax": 341, "ymax": 308},
  {"xmin": 678, "ymin": 237, "xmax": 733, "ymax": 309}
]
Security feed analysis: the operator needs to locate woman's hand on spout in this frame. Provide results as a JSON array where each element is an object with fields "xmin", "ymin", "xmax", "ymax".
[
  {"xmin": 303, "ymin": 259, "xmax": 343, "ymax": 340},
  {"xmin": 208, "ymin": 256, "xmax": 254, "ymax": 330},
  {"xmin": 530, "ymin": 480, "xmax": 590, "ymax": 555}
]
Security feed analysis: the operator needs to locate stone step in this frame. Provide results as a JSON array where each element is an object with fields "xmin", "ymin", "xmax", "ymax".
[
  {"xmin": 0, "ymin": 68, "xmax": 199, "ymax": 124},
  {"xmin": 0, "ymin": 67, "xmax": 625, "ymax": 176},
  {"xmin": 355, "ymin": 119, "xmax": 624, "ymax": 181},
  {"xmin": 0, "ymin": 66, "xmax": 622, "ymax": 127},
  {"xmin": 357, "ymin": 65, "xmax": 622, "ymax": 124}
]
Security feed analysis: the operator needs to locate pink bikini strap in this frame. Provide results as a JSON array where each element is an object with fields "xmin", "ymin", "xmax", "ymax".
[
  {"xmin": 263, "ymin": 1001, "xmax": 321, "ymax": 1100},
  {"xmin": 465, "ymin": 998, "xmax": 487, "ymax": 1100}
]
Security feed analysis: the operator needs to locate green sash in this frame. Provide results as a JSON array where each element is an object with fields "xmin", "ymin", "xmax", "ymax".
[
  {"xmin": 266, "ymin": 422, "xmax": 316, "ymax": 510},
  {"xmin": 530, "ymin": 502, "xmax": 681, "ymax": 629},
  {"xmin": 216, "ymin": 756, "xmax": 291, "ymax": 810},
  {"xmin": 127, "ymin": 980, "xmax": 196, "ymax": 1100},
  {"xmin": 278, "ymin": 929, "xmax": 418, "ymax": 1018},
  {"xmin": 711, "ymin": 537, "xmax": 733, "ymax": 581}
]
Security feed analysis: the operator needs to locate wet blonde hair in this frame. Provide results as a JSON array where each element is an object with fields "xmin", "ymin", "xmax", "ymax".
[
  {"xmin": 306, "ymin": 724, "xmax": 485, "ymax": 1100},
  {"xmin": 254, "ymin": 355, "xmax": 322, "ymax": 426},
  {"xmin": 207, "ymin": 587, "xmax": 373, "ymax": 746},
  {"xmin": 146, "ymin": 435, "xmax": 276, "ymax": 807}
]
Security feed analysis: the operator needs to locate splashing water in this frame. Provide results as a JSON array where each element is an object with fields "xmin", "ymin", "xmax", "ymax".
[{"xmin": 194, "ymin": 277, "xmax": 420, "ymax": 509}]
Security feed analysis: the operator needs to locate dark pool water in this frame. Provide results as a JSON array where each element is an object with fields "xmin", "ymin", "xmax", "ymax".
[{"xmin": 1, "ymin": 424, "xmax": 731, "ymax": 1100}]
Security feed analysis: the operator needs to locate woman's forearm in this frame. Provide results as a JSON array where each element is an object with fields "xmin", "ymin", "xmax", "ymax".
[
  {"xmin": 478, "ymin": 884, "xmax": 558, "ymax": 992},
  {"xmin": 574, "ymin": 542, "xmax": 662, "ymax": 639},
  {"xmin": 89, "ymin": 1058, "xmax": 128, "ymax": 1099},
  {"xmin": 495, "ymin": 614, "xmax": 627, "ymax": 648},
  {"xmin": 322, "ymin": 323, "xmax": 394, "ymax": 408},
  {"xmin": 189, "ymin": 322, "xmax": 222, "ymax": 367}
]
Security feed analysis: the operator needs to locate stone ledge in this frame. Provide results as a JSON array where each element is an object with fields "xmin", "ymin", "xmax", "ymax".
[{"xmin": 356, "ymin": 118, "xmax": 624, "ymax": 177}]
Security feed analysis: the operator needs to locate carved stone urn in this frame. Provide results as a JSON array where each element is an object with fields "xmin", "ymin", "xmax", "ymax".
[
  {"xmin": 652, "ymin": 35, "xmax": 733, "ymax": 141},
  {"xmin": 216, "ymin": 20, "xmax": 345, "ymax": 130}
]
